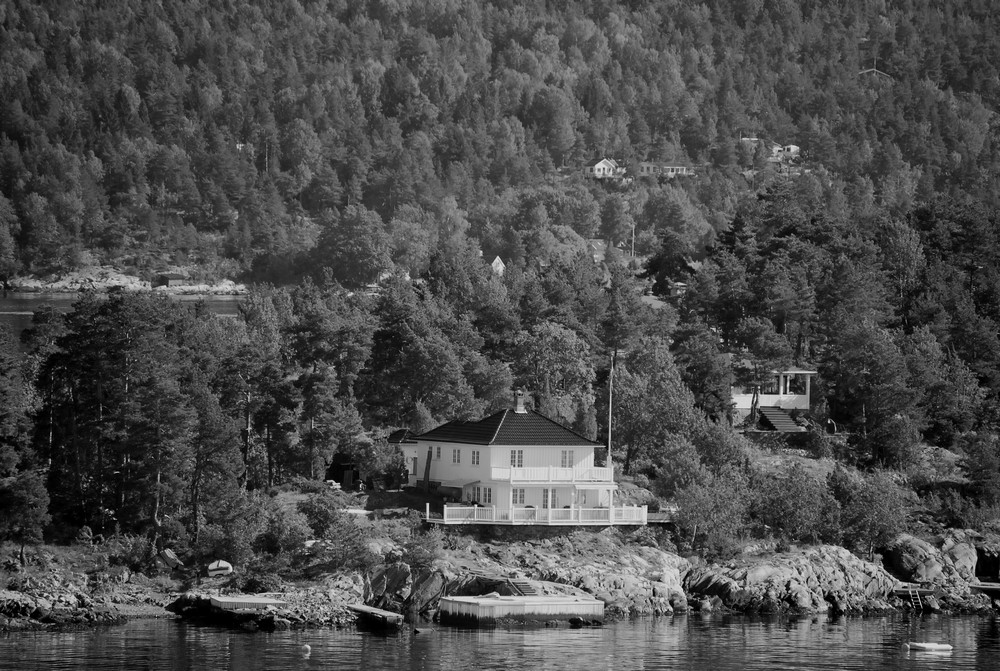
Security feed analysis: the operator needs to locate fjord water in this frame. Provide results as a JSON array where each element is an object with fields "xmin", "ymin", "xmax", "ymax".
[
  {"xmin": 0, "ymin": 293, "xmax": 242, "ymax": 346},
  {"xmin": 2, "ymin": 614, "xmax": 997, "ymax": 671}
]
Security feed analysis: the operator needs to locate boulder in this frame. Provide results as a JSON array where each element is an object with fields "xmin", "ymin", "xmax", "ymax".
[
  {"xmin": 884, "ymin": 534, "xmax": 945, "ymax": 583},
  {"xmin": 683, "ymin": 546, "xmax": 898, "ymax": 614}
]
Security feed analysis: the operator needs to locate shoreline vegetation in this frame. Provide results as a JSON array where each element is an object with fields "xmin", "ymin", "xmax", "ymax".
[{"xmin": 2, "ymin": 497, "xmax": 996, "ymax": 634}]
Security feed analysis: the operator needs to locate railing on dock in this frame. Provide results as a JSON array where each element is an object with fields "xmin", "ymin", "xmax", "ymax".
[{"xmin": 427, "ymin": 503, "xmax": 648, "ymax": 525}]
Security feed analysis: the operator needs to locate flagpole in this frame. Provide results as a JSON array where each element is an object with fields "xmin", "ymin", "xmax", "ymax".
[{"xmin": 607, "ymin": 350, "xmax": 615, "ymax": 473}]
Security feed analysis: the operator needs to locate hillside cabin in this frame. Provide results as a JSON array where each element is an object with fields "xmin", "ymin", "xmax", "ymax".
[
  {"xmin": 634, "ymin": 162, "xmax": 695, "ymax": 178},
  {"xmin": 584, "ymin": 158, "xmax": 626, "ymax": 179},
  {"xmin": 153, "ymin": 272, "xmax": 190, "ymax": 288},
  {"xmin": 732, "ymin": 368, "xmax": 816, "ymax": 432}
]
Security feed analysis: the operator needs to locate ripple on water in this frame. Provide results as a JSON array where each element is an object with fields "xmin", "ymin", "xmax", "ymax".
[{"xmin": 0, "ymin": 614, "xmax": 995, "ymax": 671}]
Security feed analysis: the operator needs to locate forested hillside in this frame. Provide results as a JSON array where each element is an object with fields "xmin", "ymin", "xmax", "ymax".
[
  {"xmin": 5, "ymin": 0, "xmax": 1000, "ymax": 564},
  {"xmin": 3, "ymin": 0, "xmax": 1000, "ymax": 282}
]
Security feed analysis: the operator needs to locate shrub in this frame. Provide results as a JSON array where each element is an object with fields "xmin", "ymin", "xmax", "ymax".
[
  {"xmin": 674, "ymin": 468, "xmax": 749, "ymax": 560},
  {"xmin": 401, "ymin": 527, "xmax": 444, "ymax": 569},
  {"xmin": 828, "ymin": 467, "xmax": 910, "ymax": 554},
  {"xmin": 253, "ymin": 499, "xmax": 312, "ymax": 559},
  {"xmin": 104, "ymin": 533, "xmax": 156, "ymax": 572},
  {"xmin": 752, "ymin": 463, "xmax": 841, "ymax": 544},
  {"xmin": 298, "ymin": 489, "xmax": 357, "ymax": 537}
]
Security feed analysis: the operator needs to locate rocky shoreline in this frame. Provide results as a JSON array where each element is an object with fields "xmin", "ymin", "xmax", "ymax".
[
  {"xmin": 4, "ymin": 529, "xmax": 1000, "ymax": 634},
  {"xmin": 6, "ymin": 266, "xmax": 246, "ymax": 295}
]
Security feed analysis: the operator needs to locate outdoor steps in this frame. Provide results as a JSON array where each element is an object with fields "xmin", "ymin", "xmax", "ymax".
[
  {"xmin": 509, "ymin": 579, "xmax": 538, "ymax": 596},
  {"xmin": 759, "ymin": 407, "xmax": 805, "ymax": 433}
]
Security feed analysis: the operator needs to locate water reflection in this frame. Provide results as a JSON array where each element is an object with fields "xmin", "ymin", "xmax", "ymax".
[{"xmin": 0, "ymin": 614, "xmax": 998, "ymax": 671}]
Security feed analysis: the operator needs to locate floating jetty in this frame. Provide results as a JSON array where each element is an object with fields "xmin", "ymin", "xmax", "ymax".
[
  {"xmin": 347, "ymin": 604, "xmax": 405, "ymax": 629},
  {"xmin": 971, "ymin": 582, "xmax": 1000, "ymax": 596},
  {"xmin": 209, "ymin": 595, "xmax": 287, "ymax": 611},
  {"xmin": 438, "ymin": 594, "xmax": 604, "ymax": 627}
]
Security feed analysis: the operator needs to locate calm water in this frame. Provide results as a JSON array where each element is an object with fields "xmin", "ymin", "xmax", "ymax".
[
  {"xmin": 0, "ymin": 293, "xmax": 242, "ymax": 345},
  {"xmin": 1, "ymin": 614, "xmax": 997, "ymax": 671}
]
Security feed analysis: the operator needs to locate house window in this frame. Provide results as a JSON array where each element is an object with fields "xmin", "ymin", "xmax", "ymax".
[
  {"xmin": 435, "ymin": 446, "xmax": 441, "ymax": 460},
  {"xmin": 561, "ymin": 450, "xmax": 575, "ymax": 468},
  {"xmin": 475, "ymin": 486, "xmax": 480, "ymax": 501},
  {"xmin": 483, "ymin": 487, "xmax": 492, "ymax": 504},
  {"xmin": 542, "ymin": 488, "xmax": 550, "ymax": 509},
  {"xmin": 513, "ymin": 488, "xmax": 525, "ymax": 504},
  {"xmin": 510, "ymin": 449, "xmax": 523, "ymax": 468},
  {"xmin": 453, "ymin": 448, "xmax": 461, "ymax": 464},
  {"xmin": 472, "ymin": 450, "xmax": 480, "ymax": 465}
]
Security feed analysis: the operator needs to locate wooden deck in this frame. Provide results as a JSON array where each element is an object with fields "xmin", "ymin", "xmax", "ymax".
[
  {"xmin": 970, "ymin": 582, "xmax": 1000, "ymax": 595},
  {"xmin": 439, "ymin": 594, "xmax": 604, "ymax": 626},
  {"xmin": 427, "ymin": 503, "xmax": 647, "ymax": 526},
  {"xmin": 348, "ymin": 604, "xmax": 404, "ymax": 628},
  {"xmin": 209, "ymin": 595, "xmax": 287, "ymax": 611}
]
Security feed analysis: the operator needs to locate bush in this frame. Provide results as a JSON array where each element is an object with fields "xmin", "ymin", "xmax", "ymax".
[
  {"xmin": 253, "ymin": 499, "xmax": 312, "ymax": 559},
  {"xmin": 674, "ymin": 469, "xmax": 749, "ymax": 560},
  {"xmin": 104, "ymin": 533, "xmax": 157, "ymax": 572},
  {"xmin": 401, "ymin": 527, "xmax": 444, "ymax": 569},
  {"xmin": 306, "ymin": 515, "xmax": 381, "ymax": 572},
  {"xmin": 752, "ymin": 463, "xmax": 841, "ymax": 544},
  {"xmin": 298, "ymin": 489, "xmax": 357, "ymax": 537},
  {"xmin": 828, "ymin": 467, "xmax": 910, "ymax": 553}
]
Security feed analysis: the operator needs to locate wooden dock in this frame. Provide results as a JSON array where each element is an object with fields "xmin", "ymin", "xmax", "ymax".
[
  {"xmin": 348, "ymin": 604, "xmax": 405, "ymax": 628},
  {"xmin": 209, "ymin": 595, "xmax": 287, "ymax": 611},
  {"xmin": 439, "ymin": 594, "xmax": 604, "ymax": 627},
  {"xmin": 971, "ymin": 582, "xmax": 1000, "ymax": 595}
]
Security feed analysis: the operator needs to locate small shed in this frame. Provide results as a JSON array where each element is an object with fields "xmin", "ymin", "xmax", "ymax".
[{"xmin": 153, "ymin": 272, "xmax": 190, "ymax": 288}]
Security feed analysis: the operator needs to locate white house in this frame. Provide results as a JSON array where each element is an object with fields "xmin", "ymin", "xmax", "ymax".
[
  {"xmin": 732, "ymin": 368, "xmax": 816, "ymax": 432},
  {"xmin": 634, "ymin": 162, "xmax": 696, "ymax": 178},
  {"xmin": 406, "ymin": 392, "xmax": 646, "ymax": 526},
  {"xmin": 584, "ymin": 158, "xmax": 625, "ymax": 179}
]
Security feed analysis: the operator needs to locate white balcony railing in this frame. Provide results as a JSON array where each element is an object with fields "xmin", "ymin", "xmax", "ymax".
[
  {"xmin": 490, "ymin": 466, "xmax": 613, "ymax": 483},
  {"xmin": 731, "ymin": 392, "xmax": 809, "ymax": 411},
  {"xmin": 430, "ymin": 503, "xmax": 647, "ymax": 526}
]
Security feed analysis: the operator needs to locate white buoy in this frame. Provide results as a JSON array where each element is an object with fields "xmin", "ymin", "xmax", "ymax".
[
  {"xmin": 301, "ymin": 644, "xmax": 311, "ymax": 658},
  {"xmin": 906, "ymin": 642, "xmax": 953, "ymax": 652}
]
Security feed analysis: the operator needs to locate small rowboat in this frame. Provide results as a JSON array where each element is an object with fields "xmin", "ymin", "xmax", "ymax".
[
  {"xmin": 906, "ymin": 642, "xmax": 953, "ymax": 652},
  {"xmin": 207, "ymin": 559, "xmax": 233, "ymax": 577}
]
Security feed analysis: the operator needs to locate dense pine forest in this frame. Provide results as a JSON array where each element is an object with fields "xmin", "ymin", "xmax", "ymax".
[{"xmin": 5, "ymin": 0, "xmax": 1000, "ymax": 568}]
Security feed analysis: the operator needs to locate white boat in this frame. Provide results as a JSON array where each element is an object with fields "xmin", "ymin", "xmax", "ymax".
[
  {"xmin": 906, "ymin": 642, "xmax": 952, "ymax": 651},
  {"xmin": 207, "ymin": 559, "xmax": 233, "ymax": 577}
]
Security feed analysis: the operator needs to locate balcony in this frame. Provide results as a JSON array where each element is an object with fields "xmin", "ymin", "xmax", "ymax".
[
  {"xmin": 428, "ymin": 503, "xmax": 647, "ymax": 526},
  {"xmin": 731, "ymin": 392, "xmax": 809, "ymax": 411},
  {"xmin": 490, "ymin": 466, "xmax": 613, "ymax": 483}
]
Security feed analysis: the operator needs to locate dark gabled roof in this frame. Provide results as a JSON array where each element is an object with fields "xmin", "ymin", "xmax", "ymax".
[
  {"xmin": 416, "ymin": 409, "xmax": 600, "ymax": 447},
  {"xmin": 387, "ymin": 429, "xmax": 416, "ymax": 444}
]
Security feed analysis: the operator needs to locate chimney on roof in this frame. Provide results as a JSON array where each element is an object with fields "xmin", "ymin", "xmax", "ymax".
[{"xmin": 514, "ymin": 390, "xmax": 527, "ymax": 414}]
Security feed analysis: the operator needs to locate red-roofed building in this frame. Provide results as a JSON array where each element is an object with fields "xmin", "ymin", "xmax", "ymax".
[{"xmin": 407, "ymin": 392, "xmax": 646, "ymax": 526}]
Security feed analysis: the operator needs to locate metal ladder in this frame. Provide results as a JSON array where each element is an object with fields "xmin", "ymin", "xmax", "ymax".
[{"xmin": 907, "ymin": 587, "xmax": 923, "ymax": 610}]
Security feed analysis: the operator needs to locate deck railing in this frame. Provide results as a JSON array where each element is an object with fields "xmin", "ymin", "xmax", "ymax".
[
  {"xmin": 490, "ymin": 466, "xmax": 613, "ymax": 483},
  {"xmin": 430, "ymin": 503, "xmax": 648, "ymax": 526}
]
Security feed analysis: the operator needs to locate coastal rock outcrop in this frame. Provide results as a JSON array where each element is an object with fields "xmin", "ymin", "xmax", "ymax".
[
  {"xmin": 683, "ymin": 545, "xmax": 898, "ymax": 614},
  {"xmin": 360, "ymin": 532, "xmax": 690, "ymax": 620},
  {"xmin": 882, "ymin": 531, "xmax": 990, "ymax": 611}
]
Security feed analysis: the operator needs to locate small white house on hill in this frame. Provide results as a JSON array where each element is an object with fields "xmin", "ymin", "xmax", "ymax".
[
  {"xmin": 406, "ymin": 392, "xmax": 646, "ymax": 526},
  {"xmin": 732, "ymin": 368, "xmax": 816, "ymax": 432}
]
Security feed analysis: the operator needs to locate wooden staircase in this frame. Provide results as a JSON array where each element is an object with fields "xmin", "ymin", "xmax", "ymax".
[
  {"xmin": 508, "ymin": 579, "xmax": 538, "ymax": 596},
  {"xmin": 759, "ymin": 407, "xmax": 805, "ymax": 433}
]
